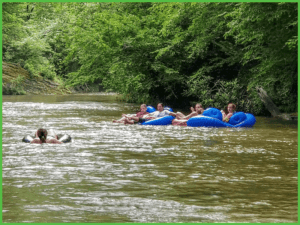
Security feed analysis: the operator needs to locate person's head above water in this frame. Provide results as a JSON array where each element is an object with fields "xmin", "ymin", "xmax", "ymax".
[
  {"xmin": 37, "ymin": 128, "xmax": 47, "ymax": 143},
  {"xmin": 157, "ymin": 103, "xmax": 164, "ymax": 112},
  {"xmin": 140, "ymin": 104, "xmax": 147, "ymax": 112},
  {"xmin": 227, "ymin": 103, "xmax": 236, "ymax": 113},
  {"xmin": 195, "ymin": 103, "xmax": 203, "ymax": 114}
]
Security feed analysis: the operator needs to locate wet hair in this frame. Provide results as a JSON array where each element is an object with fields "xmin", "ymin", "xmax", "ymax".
[
  {"xmin": 37, "ymin": 128, "xmax": 47, "ymax": 142},
  {"xmin": 158, "ymin": 103, "xmax": 163, "ymax": 107}
]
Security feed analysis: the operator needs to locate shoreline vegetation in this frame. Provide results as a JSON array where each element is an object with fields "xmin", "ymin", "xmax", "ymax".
[
  {"xmin": 2, "ymin": 2, "xmax": 297, "ymax": 119},
  {"xmin": 2, "ymin": 61, "xmax": 105, "ymax": 95},
  {"xmin": 2, "ymin": 61, "xmax": 297, "ymax": 121}
]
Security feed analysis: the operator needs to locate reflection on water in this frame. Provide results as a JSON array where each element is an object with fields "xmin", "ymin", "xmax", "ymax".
[{"xmin": 2, "ymin": 93, "xmax": 298, "ymax": 223}]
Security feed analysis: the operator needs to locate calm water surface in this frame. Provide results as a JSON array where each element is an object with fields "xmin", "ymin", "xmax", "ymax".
[{"xmin": 2, "ymin": 93, "xmax": 298, "ymax": 223}]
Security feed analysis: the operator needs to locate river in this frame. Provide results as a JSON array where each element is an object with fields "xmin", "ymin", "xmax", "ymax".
[{"xmin": 2, "ymin": 93, "xmax": 298, "ymax": 223}]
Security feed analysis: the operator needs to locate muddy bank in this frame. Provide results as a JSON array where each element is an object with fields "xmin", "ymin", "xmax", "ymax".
[{"xmin": 2, "ymin": 62, "xmax": 71, "ymax": 95}]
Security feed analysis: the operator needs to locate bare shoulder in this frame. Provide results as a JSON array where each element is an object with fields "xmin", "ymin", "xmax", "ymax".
[
  {"xmin": 47, "ymin": 139, "xmax": 63, "ymax": 144},
  {"xmin": 30, "ymin": 139, "xmax": 41, "ymax": 144}
]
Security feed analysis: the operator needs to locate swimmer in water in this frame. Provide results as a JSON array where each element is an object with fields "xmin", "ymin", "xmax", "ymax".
[{"xmin": 30, "ymin": 128, "xmax": 62, "ymax": 144}]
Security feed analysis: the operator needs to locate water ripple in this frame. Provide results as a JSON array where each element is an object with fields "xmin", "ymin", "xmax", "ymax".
[{"xmin": 2, "ymin": 95, "xmax": 298, "ymax": 223}]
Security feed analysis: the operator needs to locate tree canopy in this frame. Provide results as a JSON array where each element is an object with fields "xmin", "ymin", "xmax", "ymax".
[{"xmin": 2, "ymin": 2, "xmax": 298, "ymax": 115}]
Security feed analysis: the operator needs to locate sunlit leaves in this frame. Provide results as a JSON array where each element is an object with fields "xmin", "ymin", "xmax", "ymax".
[{"xmin": 2, "ymin": 2, "xmax": 297, "ymax": 113}]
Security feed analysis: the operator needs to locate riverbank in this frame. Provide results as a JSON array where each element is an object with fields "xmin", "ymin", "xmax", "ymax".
[
  {"xmin": 2, "ymin": 62, "xmax": 297, "ymax": 121},
  {"xmin": 2, "ymin": 62, "xmax": 71, "ymax": 95},
  {"xmin": 2, "ymin": 62, "xmax": 107, "ymax": 95}
]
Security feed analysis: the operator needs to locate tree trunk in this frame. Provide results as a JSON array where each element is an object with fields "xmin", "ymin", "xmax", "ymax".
[
  {"xmin": 256, "ymin": 86, "xmax": 281, "ymax": 117},
  {"xmin": 256, "ymin": 86, "xmax": 292, "ymax": 120}
]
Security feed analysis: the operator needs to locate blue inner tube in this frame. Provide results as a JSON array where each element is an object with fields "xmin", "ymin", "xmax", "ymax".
[
  {"xmin": 146, "ymin": 106, "xmax": 156, "ymax": 113},
  {"xmin": 142, "ymin": 116, "xmax": 175, "ymax": 126},
  {"xmin": 232, "ymin": 113, "xmax": 256, "ymax": 128},
  {"xmin": 22, "ymin": 134, "xmax": 72, "ymax": 143},
  {"xmin": 187, "ymin": 108, "xmax": 256, "ymax": 128},
  {"xmin": 143, "ymin": 106, "xmax": 174, "ymax": 125},
  {"xmin": 202, "ymin": 108, "xmax": 223, "ymax": 121},
  {"xmin": 164, "ymin": 106, "xmax": 174, "ymax": 112},
  {"xmin": 146, "ymin": 106, "xmax": 174, "ymax": 113}
]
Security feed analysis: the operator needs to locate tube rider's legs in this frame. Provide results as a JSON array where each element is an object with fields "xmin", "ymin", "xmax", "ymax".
[{"xmin": 175, "ymin": 112, "xmax": 185, "ymax": 119}]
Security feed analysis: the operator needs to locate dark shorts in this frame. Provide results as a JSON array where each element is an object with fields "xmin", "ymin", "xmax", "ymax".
[{"xmin": 138, "ymin": 118, "xmax": 150, "ymax": 123}]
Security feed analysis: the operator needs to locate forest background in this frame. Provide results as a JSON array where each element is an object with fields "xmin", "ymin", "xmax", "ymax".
[{"xmin": 2, "ymin": 2, "xmax": 298, "ymax": 116}]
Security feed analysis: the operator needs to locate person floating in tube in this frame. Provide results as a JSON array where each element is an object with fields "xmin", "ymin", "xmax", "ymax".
[
  {"xmin": 172, "ymin": 103, "xmax": 204, "ymax": 126},
  {"xmin": 137, "ymin": 103, "xmax": 176, "ymax": 122},
  {"xmin": 30, "ymin": 128, "xmax": 62, "ymax": 144},
  {"xmin": 221, "ymin": 103, "xmax": 236, "ymax": 122},
  {"xmin": 113, "ymin": 104, "xmax": 150, "ymax": 124},
  {"xmin": 122, "ymin": 104, "xmax": 150, "ymax": 124}
]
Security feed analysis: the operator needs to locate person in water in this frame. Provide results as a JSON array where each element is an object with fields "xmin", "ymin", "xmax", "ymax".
[
  {"xmin": 123, "ymin": 104, "xmax": 150, "ymax": 124},
  {"xmin": 113, "ymin": 104, "xmax": 149, "ymax": 124},
  {"xmin": 174, "ymin": 103, "xmax": 204, "ymax": 119},
  {"xmin": 221, "ymin": 103, "xmax": 236, "ymax": 122},
  {"xmin": 143, "ymin": 103, "xmax": 176, "ymax": 120},
  {"xmin": 30, "ymin": 128, "xmax": 62, "ymax": 144},
  {"xmin": 172, "ymin": 103, "xmax": 204, "ymax": 126}
]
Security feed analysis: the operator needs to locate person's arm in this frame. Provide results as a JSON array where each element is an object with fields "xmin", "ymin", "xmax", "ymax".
[
  {"xmin": 164, "ymin": 110, "xmax": 174, "ymax": 116},
  {"xmin": 169, "ymin": 112, "xmax": 176, "ymax": 117},
  {"xmin": 148, "ymin": 111, "xmax": 158, "ymax": 117},
  {"xmin": 223, "ymin": 113, "xmax": 233, "ymax": 122},
  {"xmin": 143, "ymin": 114, "xmax": 156, "ymax": 120},
  {"xmin": 221, "ymin": 110, "xmax": 226, "ymax": 120}
]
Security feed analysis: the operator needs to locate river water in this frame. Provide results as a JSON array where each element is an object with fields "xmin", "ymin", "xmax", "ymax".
[{"xmin": 2, "ymin": 93, "xmax": 298, "ymax": 223}]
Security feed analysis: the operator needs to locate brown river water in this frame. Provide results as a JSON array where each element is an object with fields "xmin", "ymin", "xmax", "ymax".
[{"xmin": 2, "ymin": 93, "xmax": 298, "ymax": 223}]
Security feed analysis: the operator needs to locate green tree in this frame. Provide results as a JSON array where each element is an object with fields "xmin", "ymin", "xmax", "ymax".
[
  {"xmin": 225, "ymin": 2, "xmax": 298, "ymax": 112},
  {"xmin": 3, "ymin": 3, "xmax": 297, "ymax": 115},
  {"xmin": 2, "ymin": 2, "xmax": 27, "ymax": 58}
]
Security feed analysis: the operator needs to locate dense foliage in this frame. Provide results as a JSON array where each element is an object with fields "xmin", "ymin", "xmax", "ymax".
[{"xmin": 2, "ymin": 2, "xmax": 298, "ymax": 115}]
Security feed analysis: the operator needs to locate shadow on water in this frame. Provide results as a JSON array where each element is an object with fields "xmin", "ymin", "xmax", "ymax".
[{"xmin": 2, "ymin": 93, "xmax": 298, "ymax": 223}]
